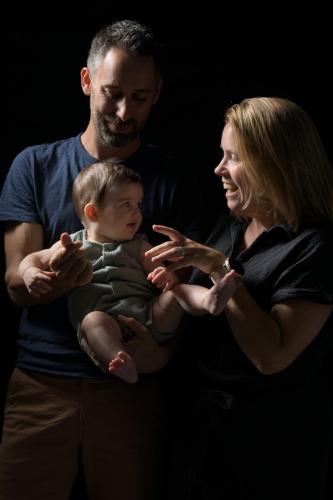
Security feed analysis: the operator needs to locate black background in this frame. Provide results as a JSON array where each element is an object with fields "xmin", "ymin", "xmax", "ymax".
[{"xmin": 1, "ymin": 9, "xmax": 332, "ymax": 498}]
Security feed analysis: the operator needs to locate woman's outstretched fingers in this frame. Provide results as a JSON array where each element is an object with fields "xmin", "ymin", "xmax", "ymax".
[{"xmin": 152, "ymin": 225, "xmax": 183, "ymax": 240}]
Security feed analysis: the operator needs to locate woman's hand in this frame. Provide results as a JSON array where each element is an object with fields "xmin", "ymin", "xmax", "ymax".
[{"xmin": 145, "ymin": 225, "xmax": 226, "ymax": 275}]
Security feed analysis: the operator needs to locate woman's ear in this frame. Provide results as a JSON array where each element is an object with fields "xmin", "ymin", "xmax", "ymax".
[{"xmin": 84, "ymin": 203, "xmax": 98, "ymax": 222}]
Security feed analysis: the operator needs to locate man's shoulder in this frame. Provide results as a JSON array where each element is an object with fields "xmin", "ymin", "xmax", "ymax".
[{"xmin": 18, "ymin": 135, "xmax": 81, "ymax": 160}]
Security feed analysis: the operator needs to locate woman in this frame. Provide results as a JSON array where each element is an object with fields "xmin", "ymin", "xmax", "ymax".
[{"xmin": 146, "ymin": 97, "xmax": 333, "ymax": 499}]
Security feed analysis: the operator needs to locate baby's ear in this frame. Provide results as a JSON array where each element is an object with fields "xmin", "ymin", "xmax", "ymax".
[{"xmin": 84, "ymin": 203, "xmax": 98, "ymax": 222}]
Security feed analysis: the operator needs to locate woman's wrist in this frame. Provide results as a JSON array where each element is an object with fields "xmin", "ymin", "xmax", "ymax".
[
  {"xmin": 208, "ymin": 256, "xmax": 244, "ymax": 284},
  {"xmin": 208, "ymin": 255, "xmax": 227, "ymax": 283}
]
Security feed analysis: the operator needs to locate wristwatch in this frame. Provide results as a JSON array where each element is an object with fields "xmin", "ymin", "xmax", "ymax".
[{"xmin": 209, "ymin": 257, "xmax": 244, "ymax": 284}]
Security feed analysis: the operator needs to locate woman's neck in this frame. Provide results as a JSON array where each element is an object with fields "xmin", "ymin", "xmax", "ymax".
[{"xmin": 243, "ymin": 214, "xmax": 277, "ymax": 250}]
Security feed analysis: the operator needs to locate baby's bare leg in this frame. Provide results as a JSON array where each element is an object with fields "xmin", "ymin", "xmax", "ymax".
[
  {"xmin": 152, "ymin": 291, "xmax": 184, "ymax": 335},
  {"xmin": 81, "ymin": 311, "xmax": 138, "ymax": 383}
]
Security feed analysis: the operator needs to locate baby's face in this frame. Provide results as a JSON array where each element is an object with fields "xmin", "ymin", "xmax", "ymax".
[{"xmin": 92, "ymin": 182, "xmax": 143, "ymax": 243}]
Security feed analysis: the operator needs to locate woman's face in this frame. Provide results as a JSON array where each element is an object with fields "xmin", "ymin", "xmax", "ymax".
[{"xmin": 214, "ymin": 123, "xmax": 251, "ymax": 216}]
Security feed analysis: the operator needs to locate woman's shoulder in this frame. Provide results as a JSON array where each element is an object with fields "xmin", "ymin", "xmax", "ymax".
[{"xmin": 293, "ymin": 223, "xmax": 333, "ymax": 250}]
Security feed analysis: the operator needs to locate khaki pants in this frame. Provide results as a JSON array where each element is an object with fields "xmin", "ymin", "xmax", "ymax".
[{"xmin": 0, "ymin": 368, "xmax": 166, "ymax": 500}]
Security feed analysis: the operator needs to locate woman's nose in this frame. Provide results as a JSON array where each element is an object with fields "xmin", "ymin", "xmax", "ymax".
[{"xmin": 214, "ymin": 158, "xmax": 226, "ymax": 176}]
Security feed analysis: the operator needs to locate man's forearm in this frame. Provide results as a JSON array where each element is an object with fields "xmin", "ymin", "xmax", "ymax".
[{"xmin": 5, "ymin": 270, "xmax": 74, "ymax": 308}]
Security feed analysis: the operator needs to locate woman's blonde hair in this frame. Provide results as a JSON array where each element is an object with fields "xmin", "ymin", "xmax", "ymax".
[{"xmin": 225, "ymin": 97, "xmax": 333, "ymax": 231}]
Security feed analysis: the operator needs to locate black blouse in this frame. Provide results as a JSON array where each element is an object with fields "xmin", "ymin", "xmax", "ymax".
[{"xmin": 187, "ymin": 214, "xmax": 333, "ymax": 389}]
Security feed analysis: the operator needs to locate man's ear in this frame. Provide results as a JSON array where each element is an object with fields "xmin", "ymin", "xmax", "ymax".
[
  {"xmin": 84, "ymin": 203, "xmax": 98, "ymax": 221},
  {"xmin": 81, "ymin": 67, "xmax": 92, "ymax": 96},
  {"xmin": 153, "ymin": 77, "xmax": 163, "ymax": 105}
]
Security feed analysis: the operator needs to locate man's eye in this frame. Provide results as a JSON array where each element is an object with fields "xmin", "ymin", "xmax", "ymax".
[
  {"xmin": 104, "ymin": 89, "xmax": 121, "ymax": 100},
  {"xmin": 133, "ymin": 95, "xmax": 147, "ymax": 102}
]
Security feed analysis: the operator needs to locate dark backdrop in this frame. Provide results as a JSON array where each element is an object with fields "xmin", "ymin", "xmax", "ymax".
[{"xmin": 1, "ymin": 12, "xmax": 332, "ymax": 499}]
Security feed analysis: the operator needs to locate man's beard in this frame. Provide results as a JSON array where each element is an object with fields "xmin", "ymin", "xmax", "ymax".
[{"xmin": 92, "ymin": 109, "xmax": 139, "ymax": 148}]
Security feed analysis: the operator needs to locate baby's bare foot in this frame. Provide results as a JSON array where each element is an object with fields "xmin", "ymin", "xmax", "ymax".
[
  {"xmin": 108, "ymin": 351, "xmax": 138, "ymax": 383},
  {"xmin": 204, "ymin": 271, "xmax": 241, "ymax": 316}
]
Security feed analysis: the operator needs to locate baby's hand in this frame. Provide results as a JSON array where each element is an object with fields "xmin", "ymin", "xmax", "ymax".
[
  {"xmin": 147, "ymin": 266, "xmax": 179, "ymax": 292},
  {"xmin": 22, "ymin": 267, "xmax": 56, "ymax": 297}
]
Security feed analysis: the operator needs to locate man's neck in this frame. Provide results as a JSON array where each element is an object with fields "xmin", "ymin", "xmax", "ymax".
[{"xmin": 81, "ymin": 121, "xmax": 141, "ymax": 161}]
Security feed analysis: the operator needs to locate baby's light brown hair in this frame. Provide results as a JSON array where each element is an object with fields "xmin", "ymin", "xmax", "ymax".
[{"xmin": 72, "ymin": 160, "xmax": 143, "ymax": 221}]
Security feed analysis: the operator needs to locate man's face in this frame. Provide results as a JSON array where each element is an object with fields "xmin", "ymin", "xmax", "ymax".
[{"xmin": 88, "ymin": 47, "xmax": 161, "ymax": 148}]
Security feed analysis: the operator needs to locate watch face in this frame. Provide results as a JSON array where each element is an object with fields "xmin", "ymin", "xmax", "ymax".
[{"xmin": 228, "ymin": 257, "xmax": 245, "ymax": 275}]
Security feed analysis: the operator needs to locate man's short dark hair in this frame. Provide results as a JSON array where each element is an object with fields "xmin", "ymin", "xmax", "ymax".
[{"xmin": 87, "ymin": 20, "xmax": 163, "ymax": 76}]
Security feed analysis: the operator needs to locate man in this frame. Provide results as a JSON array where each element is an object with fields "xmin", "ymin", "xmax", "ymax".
[{"xmin": 0, "ymin": 20, "xmax": 202, "ymax": 500}]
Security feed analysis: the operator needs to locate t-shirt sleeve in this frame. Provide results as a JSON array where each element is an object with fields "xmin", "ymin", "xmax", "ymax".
[
  {"xmin": 0, "ymin": 149, "xmax": 41, "ymax": 223},
  {"xmin": 271, "ymin": 238, "xmax": 333, "ymax": 305}
]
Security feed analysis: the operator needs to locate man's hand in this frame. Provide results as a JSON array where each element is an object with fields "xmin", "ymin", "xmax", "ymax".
[
  {"xmin": 4, "ymin": 223, "xmax": 92, "ymax": 307},
  {"xmin": 49, "ymin": 232, "xmax": 92, "ymax": 287},
  {"xmin": 118, "ymin": 315, "xmax": 175, "ymax": 373}
]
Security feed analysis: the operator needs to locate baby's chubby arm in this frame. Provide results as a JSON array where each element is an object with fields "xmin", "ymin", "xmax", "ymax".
[
  {"xmin": 19, "ymin": 244, "xmax": 58, "ymax": 297},
  {"xmin": 19, "ymin": 232, "xmax": 93, "ymax": 299}
]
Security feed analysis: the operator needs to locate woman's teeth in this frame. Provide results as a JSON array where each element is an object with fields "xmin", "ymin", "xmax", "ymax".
[{"xmin": 223, "ymin": 182, "xmax": 237, "ymax": 192}]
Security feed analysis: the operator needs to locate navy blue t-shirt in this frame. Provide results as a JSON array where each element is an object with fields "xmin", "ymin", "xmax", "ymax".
[{"xmin": 0, "ymin": 134, "xmax": 204, "ymax": 377}]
